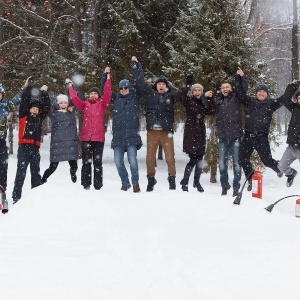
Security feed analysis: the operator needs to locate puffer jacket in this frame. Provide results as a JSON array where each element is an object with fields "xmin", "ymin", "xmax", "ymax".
[
  {"xmin": 49, "ymin": 102, "xmax": 79, "ymax": 162},
  {"xmin": 131, "ymin": 61, "xmax": 179, "ymax": 134},
  {"xmin": 0, "ymin": 92, "xmax": 22, "ymax": 140},
  {"xmin": 69, "ymin": 78, "xmax": 112, "ymax": 142},
  {"xmin": 111, "ymin": 90, "xmax": 142, "ymax": 150}
]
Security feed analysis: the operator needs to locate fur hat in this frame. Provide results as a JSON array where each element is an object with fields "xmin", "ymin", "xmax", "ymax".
[
  {"xmin": 152, "ymin": 76, "xmax": 170, "ymax": 91},
  {"xmin": 89, "ymin": 87, "xmax": 100, "ymax": 96},
  {"xmin": 255, "ymin": 84, "xmax": 269, "ymax": 94},
  {"xmin": 191, "ymin": 83, "xmax": 204, "ymax": 92},
  {"xmin": 29, "ymin": 100, "xmax": 40, "ymax": 109},
  {"xmin": 119, "ymin": 79, "xmax": 130, "ymax": 89},
  {"xmin": 57, "ymin": 94, "xmax": 69, "ymax": 104}
]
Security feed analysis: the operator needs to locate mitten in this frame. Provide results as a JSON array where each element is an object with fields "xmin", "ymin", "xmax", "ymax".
[
  {"xmin": 185, "ymin": 74, "xmax": 194, "ymax": 86},
  {"xmin": 40, "ymin": 85, "xmax": 48, "ymax": 91}
]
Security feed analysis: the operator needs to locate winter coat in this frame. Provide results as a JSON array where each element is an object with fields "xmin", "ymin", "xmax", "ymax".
[
  {"xmin": 49, "ymin": 102, "xmax": 79, "ymax": 162},
  {"xmin": 111, "ymin": 90, "xmax": 142, "ymax": 150},
  {"xmin": 131, "ymin": 61, "xmax": 179, "ymax": 134},
  {"xmin": 0, "ymin": 92, "xmax": 22, "ymax": 140},
  {"xmin": 283, "ymin": 98, "xmax": 300, "ymax": 147},
  {"xmin": 235, "ymin": 76, "xmax": 298, "ymax": 134},
  {"xmin": 69, "ymin": 78, "xmax": 112, "ymax": 142},
  {"xmin": 180, "ymin": 87, "xmax": 216, "ymax": 156},
  {"xmin": 18, "ymin": 86, "xmax": 51, "ymax": 148},
  {"xmin": 214, "ymin": 76, "xmax": 248, "ymax": 139}
]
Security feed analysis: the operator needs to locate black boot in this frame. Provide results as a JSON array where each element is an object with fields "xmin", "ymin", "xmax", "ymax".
[
  {"xmin": 146, "ymin": 176, "xmax": 157, "ymax": 192},
  {"xmin": 168, "ymin": 176, "xmax": 176, "ymax": 190},
  {"xmin": 193, "ymin": 166, "xmax": 204, "ymax": 192},
  {"xmin": 180, "ymin": 165, "xmax": 193, "ymax": 192},
  {"xmin": 286, "ymin": 169, "xmax": 297, "ymax": 187}
]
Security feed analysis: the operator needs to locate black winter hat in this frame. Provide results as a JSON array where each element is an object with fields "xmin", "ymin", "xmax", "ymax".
[
  {"xmin": 29, "ymin": 100, "xmax": 40, "ymax": 109},
  {"xmin": 255, "ymin": 84, "xmax": 269, "ymax": 94},
  {"xmin": 152, "ymin": 76, "xmax": 170, "ymax": 91},
  {"xmin": 89, "ymin": 87, "xmax": 100, "ymax": 96}
]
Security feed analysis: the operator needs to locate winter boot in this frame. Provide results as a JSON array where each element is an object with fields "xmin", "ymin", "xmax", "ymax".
[
  {"xmin": 286, "ymin": 169, "xmax": 297, "ymax": 187},
  {"xmin": 193, "ymin": 166, "xmax": 204, "ymax": 192},
  {"xmin": 0, "ymin": 186, "xmax": 8, "ymax": 214},
  {"xmin": 247, "ymin": 180, "xmax": 252, "ymax": 191},
  {"xmin": 133, "ymin": 184, "xmax": 141, "ymax": 193},
  {"xmin": 121, "ymin": 184, "xmax": 131, "ymax": 191},
  {"xmin": 146, "ymin": 176, "xmax": 157, "ymax": 192},
  {"xmin": 168, "ymin": 176, "xmax": 176, "ymax": 190},
  {"xmin": 70, "ymin": 169, "xmax": 77, "ymax": 183},
  {"xmin": 221, "ymin": 186, "xmax": 231, "ymax": 196},
  {"xmin": 180, "ymin": 164, "xmax": 193, "ymax": 192}
]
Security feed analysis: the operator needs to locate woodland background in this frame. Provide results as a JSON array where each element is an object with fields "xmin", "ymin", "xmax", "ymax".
[{"xmin": 0, "ymin": 0, "xmax": 298, "ymax": 172}]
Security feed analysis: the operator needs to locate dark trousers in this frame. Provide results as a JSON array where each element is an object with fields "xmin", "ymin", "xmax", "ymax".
[
  {"xmin": 42, "ymin": 160, "xmax": 78, "ymax": 181},
  {"xmin": 239, "ymin": 133, "xmax": 280, "ymax": 180},
  {"xmin": 12, "ymin": 144, "xmax": 42, "ymax": 200},
  {"xmin": 81, "ymin": 141, "xmax": 104, "ymax": 189},
  {"xmin": 0, "ymin": 139, "xmax": 8, "ymax": 191}
]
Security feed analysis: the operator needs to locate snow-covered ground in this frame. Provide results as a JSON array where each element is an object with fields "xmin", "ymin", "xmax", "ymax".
[{"xmin": 1, "ymin": 128, "xmax": 300, "ymax": 300}]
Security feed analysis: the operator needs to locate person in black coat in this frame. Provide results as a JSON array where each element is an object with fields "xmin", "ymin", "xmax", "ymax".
[
  {"xmin": 111, "ymin": 79, "xmax": 142, "ymax": 193},
  {"xmin": 179, "ymin": 76, "xmax": 216, "ymax": 192},
  {"xmin": 236, "ymin": 68, "xmax": 299, "ymax": 190},
  {"xmin": 12, "ymin": 77, "xmax": 51, "ymax": 203},
  {"xmin": 278, "ymin": 90, "xmax": 300, "ymax": 187},
  {"xmin": 131, "ymin": 55, "xmax": 181, "ymax": 192},
  {"xmin": 214, "ymin": 68, "xmax": 248, "ymax": 196}
]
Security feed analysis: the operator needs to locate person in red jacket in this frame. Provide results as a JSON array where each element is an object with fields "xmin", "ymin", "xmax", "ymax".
[
  {"xmin": 66, "ymin": 67, "xmax": 112, "ymax": 190},
  {"xmin": 12, "ymin": 77, "xmax": 51, "ymax": 204}
]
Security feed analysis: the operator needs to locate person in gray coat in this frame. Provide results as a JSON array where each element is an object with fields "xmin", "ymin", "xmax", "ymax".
[{"xmin": 42, "ymin": 94, "xmax": 78, "ymax": 183}]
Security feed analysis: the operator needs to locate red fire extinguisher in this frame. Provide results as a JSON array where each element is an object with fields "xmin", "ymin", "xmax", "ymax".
[
  {"xmin": 252, "ymin": 165, "xmax": 263, "ymax": 199},
  {"xmin": 295, "ymin": 198, "xmax": 300, "ymax": 218}
]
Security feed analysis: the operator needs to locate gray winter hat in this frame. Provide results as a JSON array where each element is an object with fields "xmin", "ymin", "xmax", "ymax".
[
  {"xmin": 255, "ymin": 84, "xmax": 269, "ymax": 94},
  {"xmin": 191, "ymin": 83, "xmax": 204, "ymax": 92}
]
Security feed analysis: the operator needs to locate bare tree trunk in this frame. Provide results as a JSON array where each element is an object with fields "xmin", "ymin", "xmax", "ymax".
[{"xmin": 292, "ymin": 0, "xmax": 299, "ymax": 79}]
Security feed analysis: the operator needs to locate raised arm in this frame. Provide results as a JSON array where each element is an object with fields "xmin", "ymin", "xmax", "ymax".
[
  {"xmin": 273, "ymin": 80, "xmax": 300, "ymax": 111},
  {"xmin": 131, "ymin": 56, "xmax": 151, "ymax": 97},
  {"xmin": 235, "ymin": 68, "xmax": 251, "ymax": 106},
  {"xmin": 39, "ymin": 85, "xmax": 51, "ymax": 121},
  {"xmin": 101, "ymin": 66, "xmax": 112, "ymax": 108},
  {"xmin": 66, "ymin": 79, "xmax": 85, "ymax": 111},
  {"xmin": 18, "ymin": 76, "xmax": 34, "ymax": 118}
]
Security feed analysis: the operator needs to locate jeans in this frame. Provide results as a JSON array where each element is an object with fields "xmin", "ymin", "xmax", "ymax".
[
  {"xmin": 114, "ymin": 145, "xmax": 139, "ymax": 186},
  {"xmin": 218, "ymin": 138, "xmax": 241, "ymax": 191}
]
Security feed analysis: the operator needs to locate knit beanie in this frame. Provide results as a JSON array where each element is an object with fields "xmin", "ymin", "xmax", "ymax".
[
  {"xmin": 29, "ymin": 100, "xmax": 40, "ymax": 109},
  {"xmin": 191, "ymin": 83, "xmax": 204, "ymax": 92},
  {"xmin": 89, "ymin": 87, "xmax": 100, "ymax": 96},
  {"xmin": 56, "ymin": 94, "xmax": 69, "ymax": 104},
  {"xmin": 255, "ymin": 84, "xmax": 269, "ymax": 94},
  {"xmin": 119, "ymin": 79, "xmax": 131, "ymax": 89}
]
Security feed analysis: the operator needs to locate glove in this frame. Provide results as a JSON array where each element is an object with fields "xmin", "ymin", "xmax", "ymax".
[
  {"xmin": 40, "ymin": 85, "xmax": 48, "ymax": 91},
  {"xmin": 65, "ymin": 78, "xmax": 73, "ymax": 85},
  {"xmin": 185, "ymin": 74, "xmax": 194, "ymax": 86}
]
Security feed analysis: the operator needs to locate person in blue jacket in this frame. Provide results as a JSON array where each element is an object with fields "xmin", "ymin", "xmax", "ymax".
[
  {"xmin": 111, "ymin": 79, "xmax": 142, "ymax": 193},
  {"xmin": 0, "ymin": 83, "xmax": 24, "ymax": 194}
]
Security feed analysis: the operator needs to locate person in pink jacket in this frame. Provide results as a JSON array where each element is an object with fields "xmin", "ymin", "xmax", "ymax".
[{"xmin": 66, "ymin": 67, "xmax": 112, "ymax": 190}]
